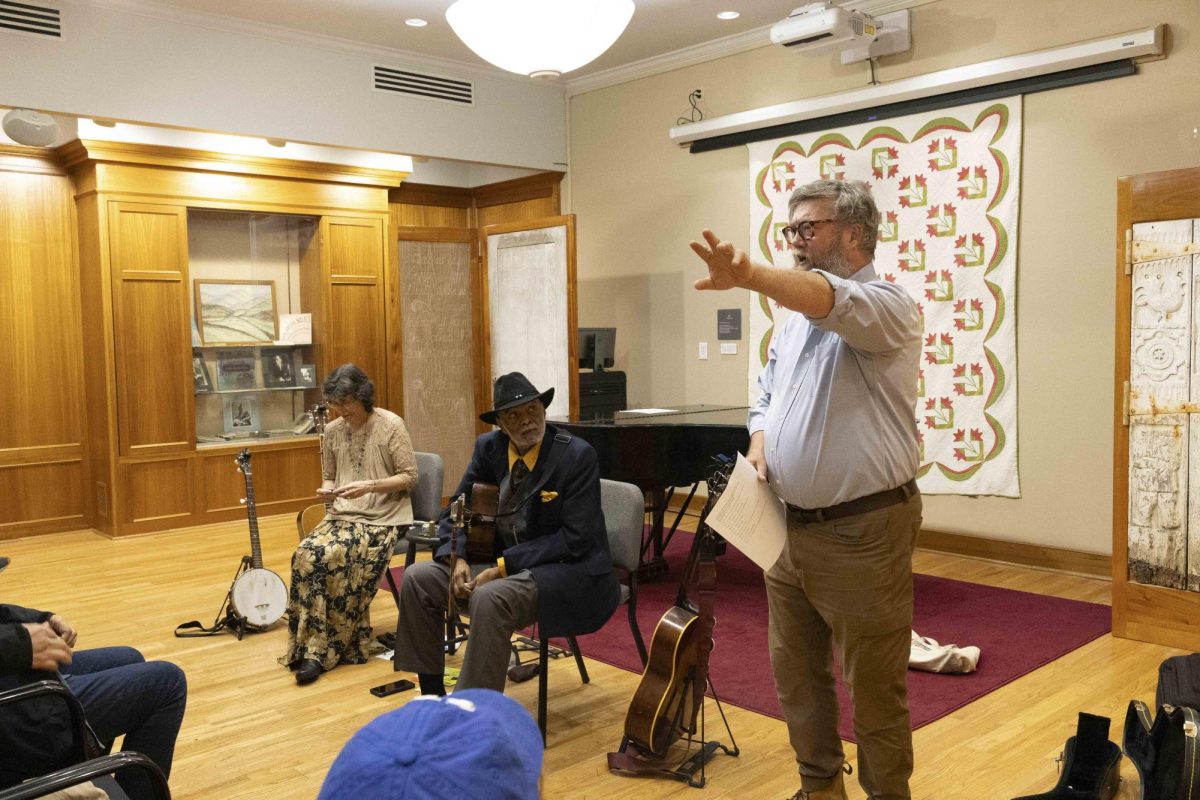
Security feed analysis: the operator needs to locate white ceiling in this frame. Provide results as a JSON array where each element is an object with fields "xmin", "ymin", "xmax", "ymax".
[{"xmin": 111, "ymin": 0, "xmax": 806, "ymax": 78}]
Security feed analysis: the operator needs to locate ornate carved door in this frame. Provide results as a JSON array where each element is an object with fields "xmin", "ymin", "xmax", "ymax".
[{"xmin": 1115, "ymin": 167, "xmax": 1200, "ymax": 649}]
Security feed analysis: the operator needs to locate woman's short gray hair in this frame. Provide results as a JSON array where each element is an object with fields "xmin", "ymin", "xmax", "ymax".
[
  {"xmin": 787, "ymin": 180, "xmax": 880, "ymax": 256},
  {"xmin": 323, "ymin": 363, "xmax": 375, "ymax": 412}
]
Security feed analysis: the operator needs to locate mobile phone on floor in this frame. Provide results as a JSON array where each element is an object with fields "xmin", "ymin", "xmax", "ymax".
[{"xmin": 370, "ymin": 679, "xmax": 415, "ymax": 697}]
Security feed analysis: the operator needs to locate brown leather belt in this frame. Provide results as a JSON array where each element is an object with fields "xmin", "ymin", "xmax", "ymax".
[{"xmin": 786, "ymin": 478, "xmax": 918, "ymax": 523}]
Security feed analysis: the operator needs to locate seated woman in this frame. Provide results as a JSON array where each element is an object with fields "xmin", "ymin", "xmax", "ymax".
[{"xmin": 282, "ymin": 364, "xmax": 418, "ymax": 685}]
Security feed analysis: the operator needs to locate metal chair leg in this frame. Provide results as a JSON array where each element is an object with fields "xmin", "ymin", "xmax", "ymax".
[
  {"xmin": 627, "ymin": 572, "xmax": 647, "ymax": 667},
  {"xmin": 538, "ymin": 636, "xmax": 549, "ymax": 745},
  {"xmin": 566, "ymin": 636, "xmax": 589, "ymax": 683}
]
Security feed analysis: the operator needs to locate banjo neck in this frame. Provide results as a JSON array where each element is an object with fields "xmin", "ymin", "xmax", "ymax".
[{"xmin": 235, "ymin": 449, "xmax": 264, "ymax": 570}]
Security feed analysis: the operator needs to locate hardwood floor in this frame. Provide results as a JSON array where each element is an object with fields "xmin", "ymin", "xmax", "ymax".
[{"xmin": 1, "ymin": 517, "xmax": 1177, "ymax": 799}]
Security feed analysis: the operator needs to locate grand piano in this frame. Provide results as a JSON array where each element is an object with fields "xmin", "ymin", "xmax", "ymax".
[{"xmin": 555, "ymin": 405, "xmax": 750, "ymax": 579}]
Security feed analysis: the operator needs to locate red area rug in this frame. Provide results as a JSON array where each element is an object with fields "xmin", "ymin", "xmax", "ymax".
[{"xmin": 576, "ymin": 530, "xmax": 1111, "ymax": 741}]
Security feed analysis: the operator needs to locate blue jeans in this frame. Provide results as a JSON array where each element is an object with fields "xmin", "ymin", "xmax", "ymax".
[{"xmin": 61, "ymin": 647, "xmax": 187, "ymax": 800}]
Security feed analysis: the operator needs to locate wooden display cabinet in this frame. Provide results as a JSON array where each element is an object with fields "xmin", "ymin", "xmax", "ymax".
[{"xmin": 63, "ymin": 140, "xmax": 406, "ymax": 536}]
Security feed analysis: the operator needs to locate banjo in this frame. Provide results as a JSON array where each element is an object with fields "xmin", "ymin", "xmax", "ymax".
[{"xmin": 230, "ymin": 449, "xmax": 288, "ymax": 628}]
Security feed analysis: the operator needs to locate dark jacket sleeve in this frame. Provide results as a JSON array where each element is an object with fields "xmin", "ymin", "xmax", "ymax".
[
  {"xmin": 0, "ymin": 604, "xmax": 50, "ymax": 676},
  {"xmin": 502, "ymin": 442, "xmax": 605, "ymax": 574}
]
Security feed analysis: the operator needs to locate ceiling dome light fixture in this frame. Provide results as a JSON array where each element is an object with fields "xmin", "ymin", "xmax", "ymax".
[
  {"xmin": 404, "ymin": 18, "xmax": 428, "ymax": 27},
  {"xmin": 446, "ymin": 0, "xmax": 635, "ymax": 80},
  {"xmin": 717, "ymin": 11, "xmax": 740, "ymax": 20}
]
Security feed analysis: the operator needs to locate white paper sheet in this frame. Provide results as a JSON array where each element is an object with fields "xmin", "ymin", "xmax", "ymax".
[
  {"xmin": 621, "ymin": 408, "xmax": 677, "ymax": 414},
  {"xmin": 705, "ymin": 453, "xmax": 787, "ymax": 571}
]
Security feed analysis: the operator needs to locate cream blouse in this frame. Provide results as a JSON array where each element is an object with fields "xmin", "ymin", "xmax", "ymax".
[{"xmin": 321, "ymin": 408, "xmax": 417, "ymax": 526}]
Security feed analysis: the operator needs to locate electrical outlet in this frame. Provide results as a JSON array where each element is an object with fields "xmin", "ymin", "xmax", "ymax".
[{"xmin": 698, "ymin": 342, "xmax": 708, "ymax": 360}]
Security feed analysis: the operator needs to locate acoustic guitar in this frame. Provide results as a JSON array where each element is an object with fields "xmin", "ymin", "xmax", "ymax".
[
  {"xmin": 622, "ymin": 459, "xmax": 732, "ymax": 757},
  {"xmin": 230, "ymin": 449, "xmax": 288, "ymax": 628}
]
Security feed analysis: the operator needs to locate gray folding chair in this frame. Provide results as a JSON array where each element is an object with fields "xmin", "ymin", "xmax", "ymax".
[
  {"xmin": 600, "ymin": 478, "xmax": 648, "ymax": 667},
  {"xmin": 382, "ymin": 451, "xmax": 445, "ymax": 607}
]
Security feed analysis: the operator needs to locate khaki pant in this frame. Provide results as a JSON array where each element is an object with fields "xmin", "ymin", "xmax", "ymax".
[
  {"xmin": 765, "ymin": 493, "xmax": 922, "ymax": 800},
  {"xmin": 392, "ymin": 560, "xmax": 539, "ymax": 691}
]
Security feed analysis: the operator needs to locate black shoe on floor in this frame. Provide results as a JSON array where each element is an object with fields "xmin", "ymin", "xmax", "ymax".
[
  {"xmin": 295, "ymin": 660, "xmax": 323, "ymax": 685},
  {"xmin": 0, "ymin": 557, "xmax": 9, "ymax": 573}
]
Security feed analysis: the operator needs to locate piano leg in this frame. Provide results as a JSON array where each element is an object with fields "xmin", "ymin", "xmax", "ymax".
[{"xmin": 635, "ymin": 488, "xmax": 671, "ymax": 581}]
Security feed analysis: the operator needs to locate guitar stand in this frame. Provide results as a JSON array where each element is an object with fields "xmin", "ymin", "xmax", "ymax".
[
  {"xmin": 174, "ymin": 556, "xmax": 270, "ymax": 640},
  {"xmin": 609, "ymin": 671, "xmax": 740, "ymax": 788}
]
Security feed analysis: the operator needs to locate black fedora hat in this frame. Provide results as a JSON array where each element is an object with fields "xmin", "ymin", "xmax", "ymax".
[{"xmin": 479, "ymin": 372, "xmax": 554, "ymax": 425}]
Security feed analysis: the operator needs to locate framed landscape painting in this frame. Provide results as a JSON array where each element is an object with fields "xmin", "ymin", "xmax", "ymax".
[{"xmin": 194, "ymin": 280, "xmax": 279, "ymax": 345}]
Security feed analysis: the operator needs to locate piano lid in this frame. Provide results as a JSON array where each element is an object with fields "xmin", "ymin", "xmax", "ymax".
[{"xmin": 551, "ymin": 404, "xmax": 749, "ymax": 428}]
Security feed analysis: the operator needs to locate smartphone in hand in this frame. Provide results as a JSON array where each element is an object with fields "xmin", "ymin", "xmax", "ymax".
[{"xmin": 370, "ymin": 679, "xmax": 415, "ymax": 698}]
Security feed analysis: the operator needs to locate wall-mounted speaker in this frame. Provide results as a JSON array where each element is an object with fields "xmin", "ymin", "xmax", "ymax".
[{"xmin": 2, "ymin": 108, "xmax": 60, "ymax": 147}]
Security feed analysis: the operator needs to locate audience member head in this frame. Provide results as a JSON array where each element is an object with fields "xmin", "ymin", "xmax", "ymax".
[{"xmin": 318, "ymin": 689, "xmax": 543, "ymax": 800}]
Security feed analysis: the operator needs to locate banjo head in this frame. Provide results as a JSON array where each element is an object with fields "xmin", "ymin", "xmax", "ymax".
[{"xmin": 231, "ymin": 567, "xmax": 288, "ymax": 627}]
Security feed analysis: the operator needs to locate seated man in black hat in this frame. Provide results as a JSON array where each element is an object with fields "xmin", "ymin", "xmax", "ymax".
[{"xmin": 393, "ymin": 372, "xmax": 620, "ymax": 696}]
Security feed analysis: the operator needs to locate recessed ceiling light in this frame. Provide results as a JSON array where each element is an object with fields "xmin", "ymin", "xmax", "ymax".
[
  {"xmin": 405, "ymin": 18, "xmax": 428, "ymax": 27},
  {"xmin": 717, "ymin": 11, "xmax": 740, "ymax": 20}
]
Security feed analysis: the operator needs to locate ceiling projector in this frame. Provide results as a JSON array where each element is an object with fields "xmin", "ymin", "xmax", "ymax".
[
  {"xmin": 2, "ymin": 108, "xmax": 60, "ymax": 147},
  {"xmin": 771, "ymin": 3, "xmax": 879, "ymax": 51}
]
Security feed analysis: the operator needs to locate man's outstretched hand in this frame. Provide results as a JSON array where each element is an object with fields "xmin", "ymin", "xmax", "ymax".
[{"xmin": 691, "ymin": 229, "xmax": 753, "ymax": 291}]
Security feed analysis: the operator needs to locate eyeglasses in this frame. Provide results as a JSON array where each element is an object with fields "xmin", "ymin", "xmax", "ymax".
[{"xmin": 781, "ymin": 218, "xmax": 837, "ymax": 243}]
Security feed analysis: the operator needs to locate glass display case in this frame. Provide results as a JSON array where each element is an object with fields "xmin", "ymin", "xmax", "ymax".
[{"xmin": 188, "ymin": 210, "xmax": 321, "ymax": 445}]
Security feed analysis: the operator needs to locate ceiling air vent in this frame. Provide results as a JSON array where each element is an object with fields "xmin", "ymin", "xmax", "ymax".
[
  {"xmin": 0, "ymin": 0, "xmax": 61, "ymax": 38},
  {"xmin": 374, "ymin": 65, "xmax": 474, "ymax": 107}
]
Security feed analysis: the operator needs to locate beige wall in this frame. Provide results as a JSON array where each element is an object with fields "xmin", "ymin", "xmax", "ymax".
[{"xmin": 567, "ymin": 0, "xmax": 1200, "ymax": 554}]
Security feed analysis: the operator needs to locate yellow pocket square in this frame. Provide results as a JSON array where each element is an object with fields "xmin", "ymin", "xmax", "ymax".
[{"xmin": 540, "ymin": 491, "xmax": 558, "ymax": 502}]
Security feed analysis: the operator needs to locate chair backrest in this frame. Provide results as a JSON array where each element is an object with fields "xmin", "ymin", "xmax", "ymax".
[
  {"xmin": 297, "ymin": 503, "xmax": 326, "ymax": 540},
  {"xmin": 600, "ymin": 479, "xmax": 643, "ymax": 573},
  {"xmin": 412, "ymin": 452, "xmax": 445, "ymax": 521}
]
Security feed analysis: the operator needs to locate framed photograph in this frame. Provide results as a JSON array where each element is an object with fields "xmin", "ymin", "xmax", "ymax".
[
  {"xmin": 261, "ymin": 348, "xmax": 295, "ymax": 387},
  {"xmin": 217, "ymin": 350, "xmax": 257, "ymax": 391},
  {"xmin": 291, "ymin": 411, "xmax": 315, "ymax": 435},
  {"xmin": 222, "ymin": 395, "xmax": 261, "ymax": 434},
  {"xmin": 296, "ymin": 363, "xmax": 317, "ymax": 388},
  {"xmin": 276, "ymin": 313, "xmax": 312, "ymax": 345},
  {"xmin": 192, "ymin": 355, "xmax": 213, "ymax": 393},
  {"xmin": 194, "ymin": 280, "xmax": 279, "ymax": 345}
]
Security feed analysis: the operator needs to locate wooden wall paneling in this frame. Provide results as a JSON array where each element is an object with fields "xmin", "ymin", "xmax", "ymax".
[
  {"xmin": 59, "ymin": 150, "xmax": 396, "ymax": 216},
  {"xmin": 0, "ymin": 160, "xmax": 91, "ymax": 536},
  {"xmin": 472, "ymin": 173, "xmax": 563, "ymax": 229},
  {"xmin": 322, "ymin": 216, "xmax": 388, "ymax": 400},
  {"xmin": 109, "ymin": 202, "xmax": 194, "ymax": 456},
  {"xmin": 199, "ymin": 444, "xmax": 320, "ymax": 520},
  {"xmin": 0, "ymin": 459, "xmax": 86, "ymax": 538},
  {"xmin": 391, "ymin": 183, "xmax": 472, "ymax": 229},
  {"xmin": 1114, "ymin": 166, "xmax": 1200, "ymax": 649},
  {"xmin": 74, "ymin": 188, "xmax": 118, "ymax": 534},
  {"xmin": 119, "ymin": 456, "xmax": 194, "ymax": 530}
]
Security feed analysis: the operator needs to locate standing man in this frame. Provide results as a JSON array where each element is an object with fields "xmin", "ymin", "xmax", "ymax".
[
  {"xmin": 691, "ymin": 180, "xmax": 922, "ymax": 800},
  {"xmin": 394, "ymin": 372, "xmax": 619, "ymax": 696}
]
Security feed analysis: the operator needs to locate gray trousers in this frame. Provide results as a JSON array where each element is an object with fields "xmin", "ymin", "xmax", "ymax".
[
  {"xmin": 392, "ymin": 560, "xmax": 539, "ymax": 692},
  {"xmin": 765, "ymin": 492, "xmax": 922, "ymax": 800}
]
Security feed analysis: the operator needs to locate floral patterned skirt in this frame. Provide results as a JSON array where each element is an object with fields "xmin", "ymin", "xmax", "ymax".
[{"xmin": 281, "ymin": 518, "xmax": 402, "ymax": 671}]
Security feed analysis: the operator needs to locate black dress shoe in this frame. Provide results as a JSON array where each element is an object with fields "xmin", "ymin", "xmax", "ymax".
[
  {"xmin": 1012, "ymin": 712, "xmax": 1121, "ymax": 799},
  {"xmin": 295, "ymin": 659, "xmax": 323, "ymax": 685},
  {"xmin": 0, "ymin": 557, "xmax": 9, "ymax": 572}
]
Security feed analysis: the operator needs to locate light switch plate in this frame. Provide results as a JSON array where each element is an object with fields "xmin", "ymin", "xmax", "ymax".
[{"xmin": 720, "ymin": 343, "xmax": 737, "ymax": 355}]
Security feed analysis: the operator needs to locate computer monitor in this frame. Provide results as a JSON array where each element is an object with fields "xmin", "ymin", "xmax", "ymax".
[{"xmin": 578, "ymin": 327, "xmax": 615, "ymax": 371}]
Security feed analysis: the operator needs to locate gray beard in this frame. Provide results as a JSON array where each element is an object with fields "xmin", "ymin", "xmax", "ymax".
[{"xmin": 794, "ymin": 247, "xmax": 858, "ymax": 279}]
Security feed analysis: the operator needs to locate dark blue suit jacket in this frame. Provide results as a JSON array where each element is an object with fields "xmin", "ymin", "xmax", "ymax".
[{"xmin": 434, "ymin": 424, "xmax": 620, "ymax": 635}]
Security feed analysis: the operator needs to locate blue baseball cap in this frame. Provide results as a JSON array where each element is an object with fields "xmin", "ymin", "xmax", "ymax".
[{"xmin": 318, "ymin": 689, "xmax": 543, "ymax": 800}]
